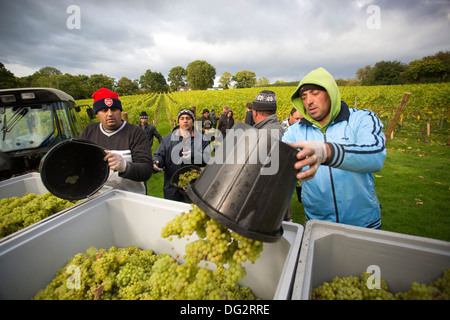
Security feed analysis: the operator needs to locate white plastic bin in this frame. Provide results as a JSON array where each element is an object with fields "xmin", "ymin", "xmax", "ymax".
[
  {"xmin": 0, "ymin": 172, "xmax": 112, "ymax": 200},
  {"xmin": 292, "ymin": 220, "xmax": 450, "ymax": 300},
  {"xmin": 0, "ymin": 173, "xmax": 48, "ymax": 198},
  {"xmin": 0, "ymin": 189, "xmax": 303, "ymax": 300},
  {"xmin": 0, "ymin": 172, "xmax": 112, "ymax": 243}
]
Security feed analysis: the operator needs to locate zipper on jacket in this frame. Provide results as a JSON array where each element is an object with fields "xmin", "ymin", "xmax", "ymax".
[{"xmin": 323, "ymin": 132, "xmax": 339, "ymax": 223}]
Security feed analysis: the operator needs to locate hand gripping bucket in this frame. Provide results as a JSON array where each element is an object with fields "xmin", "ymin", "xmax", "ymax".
[
  {"xmin": 187, "ymin": 122, "xmax": 298, "ymax": 243},
  {"xmin": 39, "ymin": 138, "xmax": 110, "ymax": 201}
]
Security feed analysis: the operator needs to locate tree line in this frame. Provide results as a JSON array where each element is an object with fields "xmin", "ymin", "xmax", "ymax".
[{"xmin": 0, "ymin": 51, "xmax": 448, "ymax": 99}]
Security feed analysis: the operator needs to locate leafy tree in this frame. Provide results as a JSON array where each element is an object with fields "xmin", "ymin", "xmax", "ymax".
[
  {"xmin": 403, "ymin": 51, "xmax": 449, "ymax": 83},
  {"xmin": 139, "ymin": 69, "xmax": 153, "ymax": 90},
  {"xmin": 232, "ymin": 70, "xmax": 257, "ymax": 88},
  {"xmin": 356, "ymin": 65, "xmax": 373, "ymax": 85},
  {"xmin": 56, "ymin": 74, "xmax": 90, "ymax": 99},
  {"xmin": 218, "ymin": 72, "xmax": 233, "ymax": 89},
  {"xmin": 168, "ymin": 66, "xmax": 187, "ymax": 91},
  {"xmin": 256, "ymin": 77, "xmax": 270, "ymax": 86},
  {"xmin": 0, "ymin": 63, "xmax": 19, "ymax": 89},
  {"xmin": 186, "ymin": 60, "xmax": 216, "ymax": 90},
  {"xmin": 140, "ymin": 69, "xmax": 169, "ymax": 93},
  {"xmin": 88, "ymin": 74, "xmax": 115, "ymax": 92},
  {"xmin": 116, "ymin": 77, "xmax": 140, "ymax": 96},
  {"xmin": 371, "ymin": 60, "xmax": 408, "ymax": 85},
  {"xmin": 36, "ymin": 66, "xmax": 62, "ymax": 76},
  {"xmin": 355, "ymin": 61, "xmax": 407, "ymax": 85}
]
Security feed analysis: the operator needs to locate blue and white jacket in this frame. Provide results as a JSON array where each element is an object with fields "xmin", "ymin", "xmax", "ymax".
[{"xmin": 282, "ymin": 68, "xmax": 386, "ymax": 228}]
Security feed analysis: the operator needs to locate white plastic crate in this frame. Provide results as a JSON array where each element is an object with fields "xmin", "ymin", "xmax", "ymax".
[
  {"xmin": 0, "ymin": 172, "xmax": 112, "ymax": 243},
  {"xmin": 0, "ymin": 172, "xmax": 112, "ymax": 199},
  {"xmin": 0, "ymin": 173, "xmax": 48, "ymax": 199},
  {"xmin": 292, "ymin": 220, "xmax": 450, "ymax": 300},
  {"xmin": 0, "ymin": 189, "xmax": 303, "ymax": 300}
]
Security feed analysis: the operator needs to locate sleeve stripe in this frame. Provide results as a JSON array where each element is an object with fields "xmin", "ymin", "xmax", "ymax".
[
  {"xmin": 324, "ymin": 142, "xmax": 344, "ymax": 168},
  {"xmin": 343, "ymin": 109, "xmax": 385, "ymax": 154}
]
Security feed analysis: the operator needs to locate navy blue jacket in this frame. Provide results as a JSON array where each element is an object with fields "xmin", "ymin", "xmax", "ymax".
[{"xmin": 153, "ymin": 127, "xmax": 210, "ymax": 201}]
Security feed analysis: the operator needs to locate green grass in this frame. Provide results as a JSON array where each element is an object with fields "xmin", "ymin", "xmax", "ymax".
[
  {"xmin": 146, "ymin": 95, "xmax": 173, "ymax": 199},
  {"xmin": 291, "ymin": 121, "xmax": 450, "ymax": 242},
  {"xmin": 373, "ymin": 126, "xmax": 450, "ymax": 241},
  {"xmin": 147, "ymin": 96, "xmax": 450, "ymax": 242}
]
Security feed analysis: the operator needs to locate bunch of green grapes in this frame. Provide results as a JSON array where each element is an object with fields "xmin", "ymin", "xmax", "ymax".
[
  {"xmin": 0, "ymin": 192, "xmax": 79, "ymax": 239},
  {"xmin": 395, "ymin": 269, "xmax": 450, "ymax": 300},
  {"xmin": 34, "ymin": 245, "xmax": 258, "ymax": 300},
  {"xmin": 177, "ymin": 170, "xmax": 200, "ymax": 187},
  {"xmin": 161, "ymin": 203, "xmax": 208, "ymax": 238},
  {"xmin": 161, "ymin": 204, "xmax": 264, "ymax": 283},
  {"xmin": 312, "ymin": 270, "xmax": 450, "ymax": 300},
  {"xmin": 313, "ymin": 272, "xmax": 395, "ymax": 300}
]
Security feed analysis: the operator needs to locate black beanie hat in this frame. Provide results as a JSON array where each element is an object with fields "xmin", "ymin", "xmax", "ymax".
[
  {"xmin": 252, "ymin": 90, "xmax": 277, "ymax": 111},
  {"xmin": 140, "ymin": 111, "xmax": 148, "ymax": 119},
  {"xmin": 299, "ymin": 84, "xmax": 326, "ymax": 96},
  {"xmin": 177, "ymin": 108, "xmax": 195, "ymax": 122}
]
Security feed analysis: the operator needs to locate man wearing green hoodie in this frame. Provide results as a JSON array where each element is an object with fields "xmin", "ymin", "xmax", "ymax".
[{"xmin": 282, "ymin": 67, "xmax": 386, "ymax": 229}]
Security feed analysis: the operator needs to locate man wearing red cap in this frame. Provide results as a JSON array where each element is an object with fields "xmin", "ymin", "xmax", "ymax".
[{"xmin": 80, "ymin": 88, "xmax": 153, "ymax": 194}]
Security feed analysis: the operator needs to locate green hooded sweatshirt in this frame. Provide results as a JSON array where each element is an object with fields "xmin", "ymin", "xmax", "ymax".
[{"xmin": 291, "ymin": 67, "xmax": 341, "ymax": 132}]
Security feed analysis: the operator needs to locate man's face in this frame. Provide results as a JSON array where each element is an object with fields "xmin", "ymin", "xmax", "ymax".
[
  {"xmin": 301, "ymin": 90, "xmax": 331, "ymax": 126},
  {"xmin": 178, "ymin": 115, "xmax": 194, "ymax": 131},
  {"xmin": 96, "ymin": 107, "xmax": 122, "ymax": 131},
  {"xmin": 204, "ymin": 112, "xmax": 209, "ymax": 118},
  {"xmin": 289, "ymin": 111, "xmax": 302, "ymax": 125}
]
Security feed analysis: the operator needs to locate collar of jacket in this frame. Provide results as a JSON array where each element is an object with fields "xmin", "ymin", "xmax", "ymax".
[
  {"xmin": 254, "ymin": 113, "xmax": 279, "ymax": 129},
  {"xmin": 298, "ymin": 101, "xmax": 350, "ymax": 128}
]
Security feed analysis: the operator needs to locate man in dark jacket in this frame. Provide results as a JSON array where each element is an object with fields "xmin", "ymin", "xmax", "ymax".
[
  {"xmin": 138, "ymin": 111, "xmax": 162, "ymax": 152},
  {"xmin": 252, "ymin": 90, "xmax": 284, "ymax": 138},
  {"xmin": 80, "ymin": 88, "xmax": 153, "ymax": 195},
  {"xmin": 153, "ymin": 109, "xmax": 211, "ymax": 202},
  {"xmin": 245, "ymin": 102, "xmax": 255, "ymax": 126},
  {"xmin": 251, "ymin": 90, "xmax": 291, "ymax": 220}
]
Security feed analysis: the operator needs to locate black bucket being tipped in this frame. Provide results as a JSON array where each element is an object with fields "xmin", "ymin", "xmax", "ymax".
[
  {"xmin": 171, "ymin": 165, "xmax": 202, "ymax": 202},
  {"xmin": 39, "ymin": 138, "xmax": 110, "ymax": 201},
  {"xmin": 187, "ymin": 122, "xmax": 298, "ymax": 243}
]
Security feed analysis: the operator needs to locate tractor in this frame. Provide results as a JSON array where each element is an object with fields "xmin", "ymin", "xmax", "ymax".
[{"xmin": 0, "ymin": 87, "xmax": 94, "ymax": 180}]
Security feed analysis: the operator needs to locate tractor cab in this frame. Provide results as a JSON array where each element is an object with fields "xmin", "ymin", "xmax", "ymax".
[{"xmin": 0, "ymin": 88, "xmax": 92, "ymax": 180}]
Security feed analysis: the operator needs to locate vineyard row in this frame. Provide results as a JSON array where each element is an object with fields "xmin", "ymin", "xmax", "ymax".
[{"xmin": 76, "ymin": 83, "xmax": 449, "ymax": 131}]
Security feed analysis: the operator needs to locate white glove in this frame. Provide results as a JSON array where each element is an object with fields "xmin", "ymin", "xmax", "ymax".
[
  {"xmin": 181, "ymin": 147, "xmax": 191, "ymax": 159},
  {"xmin": 153, "ymin": 161, "xmax": 163, "ymax": 172},
  {"xmin": 105, "ymin": 151, "xmax": 127, "ymax": 173},
  {"xmin": 286, "ymin": 141, "xmax": 328, "ymax": 181}
]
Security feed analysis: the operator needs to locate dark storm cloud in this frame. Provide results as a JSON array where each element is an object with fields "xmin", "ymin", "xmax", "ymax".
[{"xmin": 1, "ymin": 0, "xmax": 449, "ymax": 83}]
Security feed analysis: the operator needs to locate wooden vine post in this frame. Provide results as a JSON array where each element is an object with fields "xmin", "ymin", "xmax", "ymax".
[{"xmin": 385, "ymin": 92, "xmax": 411, "ymax": 141}]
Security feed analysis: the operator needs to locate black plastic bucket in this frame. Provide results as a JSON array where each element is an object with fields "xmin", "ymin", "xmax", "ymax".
[
  {"xmin": 187, "ymin": 122, "xmax": 298, "ymax": 243},
  {"xmin": 39, "ymin": 138, "xmax": 109, "ymax": 200},
  {"xmin": 171, "ymin": 165, "xmax": 201, "ymax": 202}
]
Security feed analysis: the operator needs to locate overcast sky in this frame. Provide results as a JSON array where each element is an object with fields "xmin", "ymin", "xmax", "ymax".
[{"xmin": 1, "ymin": 0, "xmax": 449, "ymax": 85}]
